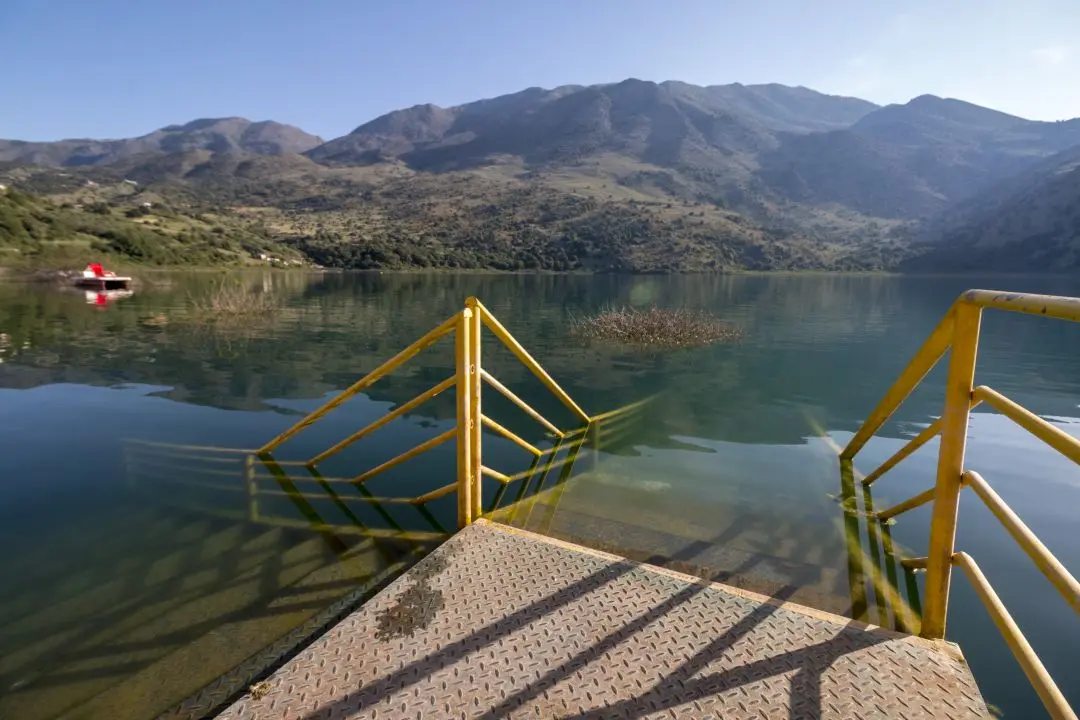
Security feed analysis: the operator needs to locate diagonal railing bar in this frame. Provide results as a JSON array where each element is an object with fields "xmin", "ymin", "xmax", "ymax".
[
  {"xmin": 962, "ymin": 471, "xmax": 1080, "ymax": 616},
  {"xmin": 973, "ymin": 386, "xmax": 1080, "ymax": 465},
  {"xmin": 308, "ymin": 376, "xmax": 456, "ymax": 467},
  {"xmin": 954, "ymin": 552, "xmax": 1077, "ymax": 720},
  {"xmin": 841, "ymin": 311, "xmax": 955, "ymax": 461},
  {"xmin": 862, "ymin": 395, "xmax": 984, "ymax": 486},
  {"xmin": 473, "ymin": 298, "xmax": 590, "ymax": 423},
  {"xmin": 480, "ymin": 415, "xmax": 544, "ymax": 457},
  {"xmin": 240, "ymin": 297, "xmax": 601, "ymax": 537},
  {"xmin": 480, "ymin": 369, "xmax": 565, "ymax": 439},
  {"xmin": 350, "ymin": 428, "xmax": 456, "ymax": 485},
  {"xmin": 258, "ymin": 313, "xmax": 459, "ymax": 455},
  {"xmin": 842, "ymin": 288, "xmax": 1080, "ymax": 720}
]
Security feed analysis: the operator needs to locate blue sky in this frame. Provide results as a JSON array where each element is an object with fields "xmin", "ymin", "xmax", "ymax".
[{"xmin": 2, "ymin": 0, "xmax": 1077, "ymax": 141}]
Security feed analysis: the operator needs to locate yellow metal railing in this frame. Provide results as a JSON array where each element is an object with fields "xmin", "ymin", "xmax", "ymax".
[
  {"xmin": 842, "ymin": 290, "xmax": 1080, "ymax": 720},
  {"xmin": 258, "ymin": 297, "xmax": 594, "ymax": 530},
  {"xmin": 123, "ymin": 439, "xmax": 451, "ymax": 542}
]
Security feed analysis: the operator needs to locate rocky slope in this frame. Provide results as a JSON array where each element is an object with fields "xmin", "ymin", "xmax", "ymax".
[{"xmin": 2, "ymin": 80, "xmax": 1079, "ymax": 271}]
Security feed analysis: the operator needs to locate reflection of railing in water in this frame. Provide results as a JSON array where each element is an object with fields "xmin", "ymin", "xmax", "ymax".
[
  {"xmin": 126, "ymin": 296, "xmax": 654, "ymax": 542},
  {"xmin": 803, "ymin": 412, "xmax": 924, "ymax": 635},
  {"xmin": 124, "ymin": 440, "xmax": 446, "ymax": 543},
  {"xmin": 843, "ymin": 290, "xmax": 1080, "ymax": 720},
  {"xmin": 123, "ymin": 410, "xmax": 644, "ymax": 544},
  {"xmin": 256, "ymin": 296, "xmax": 645, "ymax": 530}
]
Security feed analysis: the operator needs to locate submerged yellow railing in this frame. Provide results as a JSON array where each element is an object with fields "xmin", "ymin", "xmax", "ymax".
[
  {"xmin": 258, "ymin": 297, "xmax": 595, "ymax": 529},
  {"xmin": 842, "ymin": 290, "xmax": 1080, "ymax": 720}
]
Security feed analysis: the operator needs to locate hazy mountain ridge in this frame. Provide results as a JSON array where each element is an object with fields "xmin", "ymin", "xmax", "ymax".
[
  {"xmin": 2, "ymin": 80, "xmax": 1079, "ymax": 271},
  {"xmin": 904, "ymin": 144, "xmax": 1080, "ymax": 271},
  {"xmin": 761, "ymin": 96, "xmax": 1080, "ymax": 220},
  {"xmin": 307, "ymin": 80, "xmax": 872, "ymax": 175},
  {"xmin": 0, "ymin": 118, "xmax": 323, "ymax": 167}
]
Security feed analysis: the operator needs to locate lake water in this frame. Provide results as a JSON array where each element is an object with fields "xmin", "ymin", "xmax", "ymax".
[{"xmin": 0, "ymin": 272, "xmax": 1077, "ymax": 719}]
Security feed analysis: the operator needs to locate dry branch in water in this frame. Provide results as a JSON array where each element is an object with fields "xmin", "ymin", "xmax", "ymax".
[{"xmin": 569, "ymin": 306, "xmax": 743, "ymax": 348}]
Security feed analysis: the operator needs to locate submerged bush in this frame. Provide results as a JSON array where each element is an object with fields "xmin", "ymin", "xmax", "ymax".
[
  {"xmin": 188, "ymin": 279, "xmax": 281, "ymax": 320},
  {"xmin": 569, "ymin": 306, "xmax": 743, "ymax": 348}
]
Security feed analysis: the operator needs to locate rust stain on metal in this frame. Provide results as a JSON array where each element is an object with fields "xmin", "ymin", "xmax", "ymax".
[{"xmin": 375, "ymin": 545, "xmax": 455, "ymax": 640}]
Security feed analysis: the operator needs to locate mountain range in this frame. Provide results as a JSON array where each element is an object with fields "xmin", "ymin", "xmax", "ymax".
[{"xmin": 2, "ymin": 79, "xmax": 1078, "ymax": 272}]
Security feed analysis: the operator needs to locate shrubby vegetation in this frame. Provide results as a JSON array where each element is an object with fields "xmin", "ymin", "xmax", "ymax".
[
  {"xmin": 570, "ymin": 307, "xmax": 744, "ymax": 348},
  {"xmin": 281, "ymin": 178, "xmax": 892, "ymax": 273},
  {"xmin": 188, "ymin": 278, "xmax": 282, "ymax": 320},
  {"xmin": 0, "ymin": 187, "xmax": 301, "ymax": 268}
]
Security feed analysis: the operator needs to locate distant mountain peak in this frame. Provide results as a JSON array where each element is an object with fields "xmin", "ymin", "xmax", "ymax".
[
  {"xmin": 161, "ymin": 117, "xmax": 248, "ymax": 132},
  {"xmin": 0, "ymin": 117, "xmax": 323, "ymax": 167},
  {"xmin": 908, "ymin": 93, "xmax": 945, "ymax": 105}
]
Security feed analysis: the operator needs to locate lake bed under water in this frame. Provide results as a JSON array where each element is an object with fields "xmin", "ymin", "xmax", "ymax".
[{"xmin": 0, "ymin": 272, "xmax": 1077, "ymax": 719}]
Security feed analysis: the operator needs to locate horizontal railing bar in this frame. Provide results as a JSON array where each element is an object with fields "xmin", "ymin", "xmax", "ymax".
[
  {"xmin": 411, "ymin": 482, "xmax": 457, "ymax": 505},
  {"xmin": 253, "ymin": 472, "xmax": 363, "ymax": 484},
  {"xmin": 352, "ymin": 428, "xmax": 457, "ymax": 484},
  {"xmin": 901, "ymin": 556, "xmax": 928, "ymax": 570},
  {"xmin": 480, "ymin": 369, "xmax": 565, "ymax": 439},
  {"xmin": 124, "ymin": 438, "xmax": 254, "ymax": 455},
  {"xmin": 258, "ymin": 458, "xmax": 310, "ymax": 467},
  {"xmin": 876, "ymin": 486, "xmax": 938, "ymax": 520},
  {"xmin": 842, "ymin": 310, "xmax": 955, "ymax": 461},
  {"xmin": 125, "ymin": 448, "xmax": 243, "ymax": 464},
  {"xmin": 259, "ymin": 312, "xmax": 459, "ymax": 454},
  {"xmin": 480, "ymin": 466, "xmax": 513, "ymax": 484},
  {"xmin": 963, "ymin": 471, "xmax": 1080, "ymax": 616},
  {"xmin": 128, "ymin": 458, "xmax": 242, "ymax": 478},
  {"xmin": 481, "ymin": 415, "xmax": 543, "ymax": 456},
  {"xmin": 953, "ymin": 552, "xmax": 1077, "ymax": 720},
  {"xmin": 473, "ymin": 298, "xmax": 590, "ymax": 423},
  {"xmin": 961, "ymin": 290, "xmax": 1080, "ymax": 323},
  {"xmin": 308, "ymin": 376, "xmax": 456, "ymax": 466},
  {"xmin": 973, "ymin": 386, "xmax": 1080, "ymax": 466},
  {"xmin": 255, "ymin": 487, "xmax": 416, "ymax": 505}
]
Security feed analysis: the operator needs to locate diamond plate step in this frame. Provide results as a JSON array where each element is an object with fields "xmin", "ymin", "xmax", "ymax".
[{"xmin": 211, "ymin": 519, "xmax": 988, "ymax": 720}]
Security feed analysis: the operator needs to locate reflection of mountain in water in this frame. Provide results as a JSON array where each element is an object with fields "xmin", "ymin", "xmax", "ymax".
[{"xmin": 1, "ymin": 272, "xmax": 1078, "ymax": 447}]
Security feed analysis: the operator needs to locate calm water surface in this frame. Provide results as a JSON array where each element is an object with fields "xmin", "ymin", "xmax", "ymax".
[{"xmin": 0, "ymin": 272, "xmax": 1077, "ymax": 719}]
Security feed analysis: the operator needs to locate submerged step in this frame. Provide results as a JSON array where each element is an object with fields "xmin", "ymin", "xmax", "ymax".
[
  {"xmin": 69, "ymin": 537, "xmax": 420, "ymax": 720},
  {"xmin": 209, "ymin": 520, "xmax": 988, "ymax": 720},
  {"xmin": 489, "ymin": 473, "xmax": 868, "ymax": 618}
]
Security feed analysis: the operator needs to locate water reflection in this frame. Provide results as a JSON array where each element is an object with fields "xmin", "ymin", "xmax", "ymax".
[
  {"xmin": 3, "ymin": 272, "xmax": 1078, "ymax": 436},
  {"xmin": 1, "ymin": 272, "xmax": 1078, "ymax": 719}
]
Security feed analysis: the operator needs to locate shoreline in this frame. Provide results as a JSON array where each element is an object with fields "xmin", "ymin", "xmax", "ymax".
[{"xmin": 2, "ymin": 263, "xmax": 1070, "ymax": 281}]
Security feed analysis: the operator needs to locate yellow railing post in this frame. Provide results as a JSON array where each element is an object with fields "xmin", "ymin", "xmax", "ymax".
[
  {"xmin": 467, "ymin": 297, "xmax": 483, "ymax": 520},
  {"xmin": 455, "ymin": 308, "xmax": 473, "ymax": 528},
  {"xmin": 922, "ymin": 301, "xmax": 982, "ymax": 639}
]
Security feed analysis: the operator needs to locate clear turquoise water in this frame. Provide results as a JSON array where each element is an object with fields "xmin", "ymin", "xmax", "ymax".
[{"xmin": 0, "ymin": 272, "xmax": 1077, "ymax": 719}]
